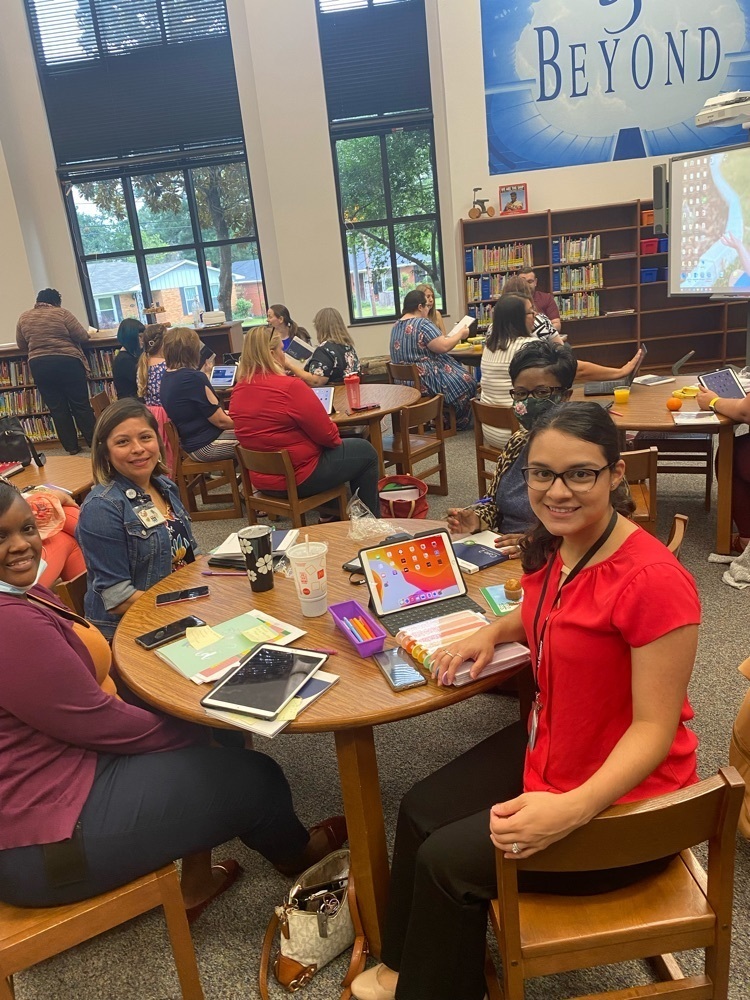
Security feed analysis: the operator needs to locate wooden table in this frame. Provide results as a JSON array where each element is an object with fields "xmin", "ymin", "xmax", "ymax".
[
  {"xmin": 331, "ymin": 383, "xmax": 421, "ymax": 474},
  {"xmin": 13, "ymin": 455, "xmax": 94, "ymax": 501},
  {"xmin": 113, "ymin": 519, "xmax": 523, "ymax": 956},
  {"xmin": 449, "ymin": 345, "xmax": 483, "ymax": 368},
  {"xmin": 572, "ymin": 376, "xmax": 734, "ymax": 554}
]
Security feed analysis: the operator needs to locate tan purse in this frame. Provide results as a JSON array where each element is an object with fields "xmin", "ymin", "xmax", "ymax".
[{"xmin": 259, "ymin": 849, "xmax": 368, "ymax": 999}]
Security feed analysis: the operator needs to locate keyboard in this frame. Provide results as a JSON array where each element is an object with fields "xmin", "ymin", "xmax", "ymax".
[
  {"xmin": 584, "ymin": 380, "xmax": 621, "ymax": 396},
  {"xmin": 378, "ymin": 594, "xmax": 485, "ymax": 636}
]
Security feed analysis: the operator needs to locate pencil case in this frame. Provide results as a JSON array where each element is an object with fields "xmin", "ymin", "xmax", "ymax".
[{"xmin": 328, "ymin": 600, "xmax": 386, "ymax": 657}]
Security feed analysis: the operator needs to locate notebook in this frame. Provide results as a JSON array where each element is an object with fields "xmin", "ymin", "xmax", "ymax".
[
  {"xmin": 583, "ymin": 344, "xmax": 647, "ymax": 396},
  {"xmin": 357, "ymin": 529, "xmax": 483, "ymax": 635}
]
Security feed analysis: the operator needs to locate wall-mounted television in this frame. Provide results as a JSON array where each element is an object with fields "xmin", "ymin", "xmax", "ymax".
[{"xmin": 668, "ymin": 143, "xmax": 750, "ymax": 298}]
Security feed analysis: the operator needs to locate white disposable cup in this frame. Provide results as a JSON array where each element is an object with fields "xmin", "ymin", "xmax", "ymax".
[{"xmin": 286, "ymin": 541, "xmax": 329, "ymax": 617}]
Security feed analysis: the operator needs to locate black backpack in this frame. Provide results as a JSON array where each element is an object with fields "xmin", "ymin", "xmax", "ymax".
[{"xmin": 0, "ymin": 417, "xmax": 46, "ymax": 468}]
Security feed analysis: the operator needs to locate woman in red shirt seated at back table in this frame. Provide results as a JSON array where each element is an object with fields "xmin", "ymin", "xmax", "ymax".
[{"xmin": 230, "ymin": 326, "xmax": 380, "ymax": 516}]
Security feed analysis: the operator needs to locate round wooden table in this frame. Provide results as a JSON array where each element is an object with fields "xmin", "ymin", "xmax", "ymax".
[
  {"xmin": 13, "ymin": 455, "xmax": 94, "ymax": 502},
  {"xmin": 330, "ymin": 383, "xmax": 421, "ymax": 474},
  {"xmin": 113, "ymin": 518, "xmax": 524, "ymax": 956}
]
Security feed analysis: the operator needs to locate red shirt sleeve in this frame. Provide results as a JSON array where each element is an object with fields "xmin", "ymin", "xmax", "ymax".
[
  {"xmin": 610, "ymin": 561, "xmax": 701, "ymax": 647},
  {"xmin": 285, "ymin": 378, "xmax": 342, "ymax": 448}
]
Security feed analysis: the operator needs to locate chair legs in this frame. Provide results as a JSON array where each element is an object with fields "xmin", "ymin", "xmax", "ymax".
[
  {"xmin": 159, "ymin": 870, "xmax": 205, "ymax": 1000},
  {"xmin": 0, "ymin": 977, "xmax": 14, "ymax": 1000}
]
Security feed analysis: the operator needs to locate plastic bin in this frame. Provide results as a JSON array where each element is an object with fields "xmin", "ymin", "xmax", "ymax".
[
  {"xmin": 658, "ymin": 267, "xmax": 669, "ymax": 281},
  {"xmin": 658, "ymin": 236, "xmax": 669, "ymax": 252},
  {"xmin": 641, "ymin": 210, "xmax": 654, "ymax": 225},
  {"xmin": 640, "ymin": 238, "xmax": 659, "ymax": 254},
  {"xmin": 640, "ymin": 268, "xmax": 658, "ymax": 283},
  {"xmin": 328, "ymin": 600, "xmax": 386, "ymax": 658}
]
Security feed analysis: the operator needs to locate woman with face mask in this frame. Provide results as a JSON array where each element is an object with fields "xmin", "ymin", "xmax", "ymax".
[{"xmin": 447, "ymin": 340, "xmax": 576, "ymax": 558}]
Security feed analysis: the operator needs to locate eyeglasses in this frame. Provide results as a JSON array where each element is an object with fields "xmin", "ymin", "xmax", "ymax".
[
  {"xmin": 509, "ymin": 386, "xmax": 565, "ymax": 401},
  {"xmin": 522, "ymin": 464, "xmax": 614, "ymax": 493}
]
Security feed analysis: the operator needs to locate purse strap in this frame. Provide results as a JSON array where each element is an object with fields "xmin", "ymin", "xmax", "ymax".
[{"xmin": 258, "ymin": 911, "xmax": 280, "ymax": 1000}]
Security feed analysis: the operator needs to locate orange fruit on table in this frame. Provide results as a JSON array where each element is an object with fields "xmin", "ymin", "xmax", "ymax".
[{"xmin": 666, "ymin": 397, "xmax": 683, "ymax": 411}]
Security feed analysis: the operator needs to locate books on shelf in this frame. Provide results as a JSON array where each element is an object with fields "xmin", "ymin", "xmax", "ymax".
[
  {"xmin": 552, "ymin": 234, "xmax": 601, "ymax": 264},
  {"xmin": 203, "ymin": 670, "xmax": 339, "ymax": 738},
  {"xmin": 465, "ymin": 243, "xmax": 533, "ymax": 274},
  {"xmin": 554, "ymin": 292, "xmax": 600, "ymax": 320},
  {"xmin": 155, "ymin": 610, "xmax": 306, "ymax": 684},
  {"xmin": 552, "ymin": 264, "xmax": 603, "ymax": 293}
]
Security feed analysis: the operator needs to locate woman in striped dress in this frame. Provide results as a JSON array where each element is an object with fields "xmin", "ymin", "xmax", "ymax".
[{"xmin": 389, "ymin": 289, "xmax": 476, "ymax": 430}]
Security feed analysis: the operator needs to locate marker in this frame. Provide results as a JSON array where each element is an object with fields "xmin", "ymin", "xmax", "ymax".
[
  {"xmin": 609, "ymin": 409, "xmax": 624, "ymax": 417},
  {"xmin": 349, "ymin": 617, "xmax": 373, "ymax": 641},
  {"xmin": 308, "ymin": 647, "xmax": 338, "ymax": 656},
  {"xmin": 201, "ymin": 570, "xmax": 246, "ymax": 577},
  {"xmin": 340, "ymin": 617, "xmax": 362, "ymax": 643}
]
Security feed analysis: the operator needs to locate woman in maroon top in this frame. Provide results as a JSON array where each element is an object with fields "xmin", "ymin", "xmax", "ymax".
[
  {"xmin": 230, "ymin": 326, "xmax": 380, "ymax": 515},
  {"xmin": 352, "ymin": 403, "xmax": 700, "ymax": 1000},
  {"xmin": 0, "ymin": 479, "xmax": 345, "ymax": 912}
]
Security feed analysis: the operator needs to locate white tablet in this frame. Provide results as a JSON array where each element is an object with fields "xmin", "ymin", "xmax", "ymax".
[
  {"xmin": 200, "ymin": 644, "xmax": 327, "ymax": 719},
  {"xmin": 209, "ymin": 365, "xmax": 238, "ymax": 389},
  {"xmin": 312, "ymin": 386, "xmax": 335, "ymax": 414},
  {"xmin": 698, "ymin": 368, "xmax": 746, "ymax": 400}
]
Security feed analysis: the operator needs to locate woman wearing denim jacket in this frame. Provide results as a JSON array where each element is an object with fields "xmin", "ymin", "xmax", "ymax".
[{"xmin": 77, "ymin": 398, "xmax": 198, "ymax": 641}]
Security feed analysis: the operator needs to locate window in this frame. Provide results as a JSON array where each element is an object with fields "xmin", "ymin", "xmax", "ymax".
[
  {"xmin": 95, "ymin": 295, "xmax": 121, "ymax": 329},
  {"xmin": 22, "ymin": 0, "xmax": 267, "ymax": 326},
  {"xmin": 316, "ymin": 0, "xmax": 444, "ymax": 323}
]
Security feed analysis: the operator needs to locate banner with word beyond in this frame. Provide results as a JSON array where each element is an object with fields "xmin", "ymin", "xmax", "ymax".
[{"xmin": 482, "ymin": 0, "xmax": 750, "ymax": 173}]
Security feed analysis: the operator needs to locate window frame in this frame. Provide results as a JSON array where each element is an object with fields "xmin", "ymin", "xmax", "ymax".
[{"xmin": 331, "ymin": 121, "xmax": 446, "ymax": 325}]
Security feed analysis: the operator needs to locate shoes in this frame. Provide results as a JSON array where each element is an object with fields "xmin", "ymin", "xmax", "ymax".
[
  {"xmin": 351, "ymin": 964, "xmax": 396, "ymax": 1000},
  {"xmin": 67, "ymin": 448, "xmax": 81, "ymax": 456},
  {"xmin": 273, "ymin": 815, "xmax": 348, "ymax": 878},
  {"xmin": 185, "ymin": 858, "xmax": 243, "ymax": 924},
  {"xmin": 731, "ymin": 534, "xmax": 749, "ymax": 554}
]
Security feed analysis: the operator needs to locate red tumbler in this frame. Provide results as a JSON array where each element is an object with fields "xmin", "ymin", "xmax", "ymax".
[{"xmin": 344, "ymin": 373, "xmax": 361, "ymax": 410}]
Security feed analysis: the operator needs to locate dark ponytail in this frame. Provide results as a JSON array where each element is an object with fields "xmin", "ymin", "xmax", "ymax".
[{"xmin": 519, "ymin": 402, "xmax": 635, "ymax": 573}]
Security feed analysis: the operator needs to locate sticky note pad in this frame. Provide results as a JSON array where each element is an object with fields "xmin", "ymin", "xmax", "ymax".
[
  {"xmin": 185, "ymin": 625, "xmax": 222, "ymax": 650},
  {"xmin": 277, "ymin": 697, "xmax": 302, "ymax": 722},
  {"xmin": 242, "ymin": 622, "xmax": 281, "ymax": 643}
]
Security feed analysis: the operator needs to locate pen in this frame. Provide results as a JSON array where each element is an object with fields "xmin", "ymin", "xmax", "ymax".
[
  {"xmin": 458, "ymin": 496, "xmax": 492, "ymax": 513},
  {"xmin": 201, "ymin": 570, "xmax": 247, "ymax": 577},
  {"xmin": 308, "ymin": 647, "xmax": 338, "ymax": 656},
  {"xmin": 609, "ymin": 409, "xmax": 624, "ymax": 417}
]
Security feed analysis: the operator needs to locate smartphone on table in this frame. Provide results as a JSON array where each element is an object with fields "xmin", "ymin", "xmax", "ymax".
[
  {"xmin": 155, "ymin": 586, "xmax": 210, "ymax": 607},
  {"xmin": 135, "ymin": 615, "xmax": 207, "ymax": 650},
  {"xmin": 372, "ymin": 649, "xmax": 427, "ymax": 691}
]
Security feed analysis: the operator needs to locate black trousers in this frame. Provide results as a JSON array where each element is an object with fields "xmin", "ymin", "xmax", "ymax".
[
  {"xmin": 30, "ymin": 355, "xmax": 96, "ymax": 453},
  {"xmin": 381, "ymin": 721, "xmax": 672, "ymax": 1000},
  {"xmin": 0, "ymin": 747, "xmax": 309, "ymax": 907},
  {"xmin": 268, "ymin": 439, "xmax": 381, "ymax": 516}
]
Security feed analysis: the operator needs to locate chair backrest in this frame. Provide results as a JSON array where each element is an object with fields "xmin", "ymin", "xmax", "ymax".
[
  {"xmin": 54, "ymin": 572, "xmax": 87, "ymax": 617},
  {"xmin": 235, "ymin": 444, "xmax": 299, "ymax": 499},
  {"xmin": 387, "ymin": 361, "xmax": 423, "ymax": 393},
  {"xmin": 666, "ymin": 513, "xmax": 689, "ymax": 559},
  {"xmin": 472, "ymin": 398, "xmax": 519, "ymax": 436},
  {"xmin": 623, "ymin": 446, "xmax": 657, "ymax": 484},
  {"xmin": 402, "ymin": 394, "xmax": 444, "ymax": 439},
  {"xmin": 90, "ymin": 391, "xmax": 112, "ymax": 420}
]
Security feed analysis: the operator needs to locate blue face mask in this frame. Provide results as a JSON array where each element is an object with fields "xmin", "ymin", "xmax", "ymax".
[{"xmin": 0, "ymin": 558, "xmax": 47, "ymax": 596}]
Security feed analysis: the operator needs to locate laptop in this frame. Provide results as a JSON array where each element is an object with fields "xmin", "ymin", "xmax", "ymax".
[
  {"xmin": 312, "ymin": 386, "xmax": 335, "ymax": 414},
  {"xmin": 358, "ymin": 529, "xmax": 484, "ymax": 635},
  {"xmin": 583, "ymin": 343, "xmax": 647, "ymax": 396},
  {"xmin": 209, "ymin": 364, "xmax": 238, "ymax": 390}
]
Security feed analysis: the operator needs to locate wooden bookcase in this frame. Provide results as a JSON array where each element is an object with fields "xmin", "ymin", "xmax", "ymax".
[
  {"xmin": 0, "ymin": 323, "xmax": 244, "ymax": 444},
  {"xmin": 460, "ymin": 200, "xmax": 747, "ymax": 374}
]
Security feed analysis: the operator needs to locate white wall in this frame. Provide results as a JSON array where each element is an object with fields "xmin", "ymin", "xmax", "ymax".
[
  {"xmin": 0, "ymin": 0, "xmax": 663, "ymax": 355},
  {"xmin": 0, "ymin": 139, "xmax": 35, "ymax": 333}
]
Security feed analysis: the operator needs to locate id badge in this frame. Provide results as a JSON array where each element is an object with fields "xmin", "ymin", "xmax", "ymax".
[
  {"xmin": 528, "ymin": 697, "xmax": 541, "ymax": 750},
  {"xmin": 133, "ymin": 501, "xmax": 166, "ymax": 528}
]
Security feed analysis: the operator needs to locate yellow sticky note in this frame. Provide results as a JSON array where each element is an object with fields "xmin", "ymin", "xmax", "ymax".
[
  {"xmin": 277, "ymin": 697, "xmax": 302, "ymax": 722},
  {"xmin": 242, "ymin": 623, "xmax": 281, "ymax": 643},
  {"xmin": 185, "ymin": 625, "xmax": 222, "ymax": 650}
]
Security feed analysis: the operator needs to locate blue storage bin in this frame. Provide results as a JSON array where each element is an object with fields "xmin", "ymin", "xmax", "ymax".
[
  {"xmin": 658, "ymin": 237, "xmax": 669, "ymax": 252},
  {"xmin": 640, "ymin": 268, "xmax": 658, "ymax": 283},
  {"xmin": 658, "ymin": 267, "xmax": 668, "ymax": 281}
]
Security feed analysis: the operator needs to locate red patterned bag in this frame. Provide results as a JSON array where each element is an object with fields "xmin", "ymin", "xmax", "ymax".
[{"xmin": 377, "ymin": 475, "xmax": 429, "ymax": 519}]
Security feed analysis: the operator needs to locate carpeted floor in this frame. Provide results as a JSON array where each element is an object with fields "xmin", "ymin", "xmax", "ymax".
[{"xmin": 14, "ymin": 429, "xmax": 750, "ymax": 1000}]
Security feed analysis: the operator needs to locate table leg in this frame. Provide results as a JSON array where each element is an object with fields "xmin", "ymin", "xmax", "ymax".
[
  {"xmin": 335, "ymin": 727, "xmax": 390, "ymax": 958},
  {"xmin": 715, "ymin": 424, "xmax": 735, "ymax": 555},
  {"xmin": 369, "ymin": 417, "xmax": 386, "ymax": 477}
]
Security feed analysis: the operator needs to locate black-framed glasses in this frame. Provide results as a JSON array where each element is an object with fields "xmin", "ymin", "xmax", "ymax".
[
  {"xmin": 522, "ymin": 464, "xmax": 614, "ymax": 493},
  {"xmin": 509, "ymin": 386, "xmax": 565, "ymax": 401}
]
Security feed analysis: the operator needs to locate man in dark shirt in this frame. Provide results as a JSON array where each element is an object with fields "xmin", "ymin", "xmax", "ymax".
[{"xmin": 519, "ymin": 267, "xmax": 561, "ymax": 333}]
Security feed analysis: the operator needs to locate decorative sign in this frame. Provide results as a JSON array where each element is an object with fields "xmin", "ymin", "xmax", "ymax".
[{"xmin": 481, "ymin": 0, "xmax": 750, "ymax": 173}]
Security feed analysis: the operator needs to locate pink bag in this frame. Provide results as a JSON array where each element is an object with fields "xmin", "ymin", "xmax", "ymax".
[{"xmin": 377, "ymin": 475, "xmax": 429, "ymax": 519}]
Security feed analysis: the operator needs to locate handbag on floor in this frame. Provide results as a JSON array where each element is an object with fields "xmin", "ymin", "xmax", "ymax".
[
  {"xmin": 0, "ymin": 416, "xmax": 46, "ymax": 468},
  {"xmin": 259, "ymin": 849, "xmax": 367, "ymax": 999},
  {"xmin": 377, "ymin": 474, "xmax": 429, "ymax": 519}
]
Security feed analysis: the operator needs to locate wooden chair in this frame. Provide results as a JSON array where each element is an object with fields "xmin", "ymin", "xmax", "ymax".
[
  {"xmin": 387, "ymin": 361, "xmax": 457, "ymax": 438},
  {"xmin": 634, "ymin": 431, "xmax": 713, "ymax": 511},
  {"xmin": 666, "ymin": 513, "xmax": 689, "ymax": 560},
  {"xmin": 235, "ymin": 445, "xmax": 348, "ymax": 527},
  {"xmin": 165, "ymin": 422, "xmax": 242, "ymax": 522},
  {"xmin": 486, "ymin": 767, "xmax": 745, "ymax": 1000},
  {"xmin": 90, "ymin": 391, "xmax": 112, "ymax": 420},
  {"xmin": 624, "ymin": 446, "xmax": 658, "ymax": 534},
  {"xmin": 54, "ymin": 572, "xmax": 87, "ymax": 617},
  {"xmin": 0, "ymin": 863, "xmax": 204, "ymax": 1000},
  {"xmin": 472, "ymin": 398, "xmax": 520, "ymax": 495},
  {"xmin": 382, "ymin": 395, "xmax": 448, "ymax": 495}
]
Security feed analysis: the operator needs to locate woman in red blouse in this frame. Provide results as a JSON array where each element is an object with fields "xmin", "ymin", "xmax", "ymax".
[
  {"xmin": 230, "ymin": 326, "xmax": 380, "ymax": 516},
  {"xmin": 352, "ymin": 402, "xmax": 701, "ymax": 1000}
]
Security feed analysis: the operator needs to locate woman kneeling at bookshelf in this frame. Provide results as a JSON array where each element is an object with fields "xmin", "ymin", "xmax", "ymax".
[
  {"xmin": 0, "ymin": 478, "xmax": 346, "ymax": 913},
  {"xmin": 352, "ymin": 402, "xmax": 700, "ymax": 1000}
]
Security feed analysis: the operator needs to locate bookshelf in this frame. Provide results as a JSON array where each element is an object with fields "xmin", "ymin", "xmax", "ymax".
[
  {"xmin": 460, "ymin": 201, "xmax": 746, "ymax": 374},
  {"xmin": 0, "ymin": 323, "xmax": 244, "ymax": 444}
]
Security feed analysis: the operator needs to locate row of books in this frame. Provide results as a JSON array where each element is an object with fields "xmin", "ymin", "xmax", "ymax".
[
  {"xmin": 0, "ymin": 387, "xmax": 47, "ymax": 417},
  {"xmin": 555, "ymin": 292, "xmax": 600, "ymax": 319},
  {"xmin": 467, "ymin": 303, "xmax": 494, "ymax": 330},
  {"xmin": 0, "ymin": 359, "xmax": 32, "ymax": 388},
  {"xmin": 89, "ymin": 379, "xmax": 118, "ymax": 401},
  {"xmin": 0, "ymin": 347, "xmax": 117, "ymax": 388},
  {"xmin": 464, "ymin": 243, "xmax": 534, "ymax": 274},
  {"xmin": 87, "ymin": 348, "xmax": 117, "ymax": 378},
  {"xmin": 552, "ymin": 264, "xmax": 603, "ymax": 293},
  {"xmin": 19, "ymin": 415, "xmax": 57, "ymax": 442},
  {"xmin": 466, "ymin": 273, "xmax": 506, "ymax": 302},
  {"xmin": 552, "ymin": 234, "xmax": 601, "ymax": 264}
]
